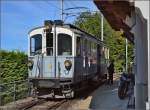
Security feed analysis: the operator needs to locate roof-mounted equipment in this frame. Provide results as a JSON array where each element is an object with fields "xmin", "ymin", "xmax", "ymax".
[{"xmin": 44, "ymin": 20, "xmax": 53, "ymax": 33}]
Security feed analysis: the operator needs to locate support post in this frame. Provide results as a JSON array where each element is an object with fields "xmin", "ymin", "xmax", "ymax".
[
  {"xmin": 101, "ymin": 12, "xmax": 103, "ymax": 41},
  {"xmin": 54, "ymin": 24, "xmax": 56, "ymax": 78},
  {"xmin": 125, "ymin": 38, "xmax": 128, "ymax": 72},
  {"xmin": 132, "ymin": 10, "xmax": 148, "ymax": 109},
  {"xmin": 61, "ymin": 0, "xmax": 64, "ymax": 21}
]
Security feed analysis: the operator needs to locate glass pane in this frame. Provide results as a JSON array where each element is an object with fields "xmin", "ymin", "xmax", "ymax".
[
  {"xmin": 76, "ymin": 37, "xmax": 81, "ymax": 56},
  {"xmin": 87, "ymin": 40, "xmax": 91, "ymax": 57},
  {"xmin": 46, "ymin": 33, "xmax": 53, "ymax": 56},
  {"xmin": 30, "ymin": 34, "xmax": 42, "ymax": 55},
  {"xmin": 58, "ymin": 34, "xmax": 72, "ymax": 56}
]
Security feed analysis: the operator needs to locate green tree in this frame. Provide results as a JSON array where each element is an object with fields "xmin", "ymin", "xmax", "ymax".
[{"xmin": 74, "ymin": 12, "xmax": 133, "ymax": 72}]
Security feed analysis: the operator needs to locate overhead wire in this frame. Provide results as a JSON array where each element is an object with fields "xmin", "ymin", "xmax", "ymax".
[
  {"xmin": 27, "ymin": 1, "xmax": 59, "ymax": 21},
  {"xmin": 63, "ymin": 0, "xmax": 91, "ymax": 23},
  {"xmin": 35, "ymin": 0, "xmax": 102, "ymax": 36},
  {"xmin": 45, "ymin": 1, "xmax": 62, "ymax": 11},
  {"xmin": 61, "ymin": 1, "xmax": 98, "ymax": 34},
  {"xmin": 45, "ymin": 1, "xmax": 60, "ymax": 20}
]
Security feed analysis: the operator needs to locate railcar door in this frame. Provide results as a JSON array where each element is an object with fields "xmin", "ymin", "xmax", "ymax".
[
  {"xmin": 83, "ymin": 39, "xmax": 89, "ymax": 79},
  {"xmin": 75, "ymin": 36, "xmax": 84, "ymax": 82},
  {"xmin": 97, "ymin": 44, "xmax": 101, "ymax": 73},
  {"xmin": 42, "ymin": 32, "xmax": 55, "ymax": 78}
]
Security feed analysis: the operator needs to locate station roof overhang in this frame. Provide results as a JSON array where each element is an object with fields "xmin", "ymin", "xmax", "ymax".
[{"xmin": 94, "ymin": 0, "xmax": 135, "ymax": 43}]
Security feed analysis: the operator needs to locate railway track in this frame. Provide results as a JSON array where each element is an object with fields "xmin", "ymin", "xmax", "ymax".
[
  {"xmin": 1, "ymin": 77, "xmax": 110, "ymax": 110},
  {"xmin": 14, "ymin": 98, "xmax": 69, "ymax": 110},
  {"xmin": 14, "ymin": 81, "xmax": 101, "ymax": 110},
  {"xmin": 20, "ymin": 98, "xmax": 46, "ymax": 110},
  {"xmin": 22, "ymin": 99, "xmax": 77, "ymax": 110}
]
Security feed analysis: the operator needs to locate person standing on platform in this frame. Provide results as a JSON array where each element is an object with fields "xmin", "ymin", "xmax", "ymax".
[{"xmin": 108, "ymin": 60, "xmax": 115, "ymax": 85}]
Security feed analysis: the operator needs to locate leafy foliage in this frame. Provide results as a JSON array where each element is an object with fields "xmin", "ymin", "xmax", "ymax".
[
  {"xmin": 74, "ymin": 12, "xmax": 134, "ymax": 72},
  {"xmin": 0, "ymin": 50, "xmax": 28, "ymax": 83},
  {"xmin": 0, "ymin": 50, "xmax": 28, "ymax": 105}
]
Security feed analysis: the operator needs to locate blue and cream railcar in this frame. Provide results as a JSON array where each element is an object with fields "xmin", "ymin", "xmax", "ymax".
[{"xmin": 28, "ymin": 20, "xmax": 109, "ymax": 98}]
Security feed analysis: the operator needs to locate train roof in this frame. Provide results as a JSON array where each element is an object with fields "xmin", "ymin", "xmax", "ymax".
[
  {"xmin": 64, "ymin": 24, "xmax": 107, "ymax": 47},
  {"xmin": 64, "ymin": 24, "xmax": 102, "ymax": 42},
  {"xmin": 28, "ymin": 26, "xmax": 44, "ymax": 35},
  {"xmin": 28, "ymin": 23, "xmax": 107, "ymax": 47}
]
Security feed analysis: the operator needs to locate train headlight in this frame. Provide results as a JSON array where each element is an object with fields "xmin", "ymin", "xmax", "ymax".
[
  {"xmin": 64, "ymin": 60, "xmax": 72, "ymax": 71},
  {"xmin": 28, "ymin": 60, "xmax": 33, "ymax": 70}
]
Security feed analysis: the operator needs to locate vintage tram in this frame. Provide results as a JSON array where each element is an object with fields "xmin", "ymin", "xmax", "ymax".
[{"xmin": 28, "ymin": 20, "xmax": 109, "ymax": 98}]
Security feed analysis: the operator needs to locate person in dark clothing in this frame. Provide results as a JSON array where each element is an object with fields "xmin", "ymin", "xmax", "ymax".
[{"xmin": 108, "ymin": 60, "xmax": 115, "ymax": 85}]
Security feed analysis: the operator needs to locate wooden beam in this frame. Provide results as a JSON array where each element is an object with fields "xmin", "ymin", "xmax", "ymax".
[{"xmin": 94, "ymin": 0, "xmax": 134, "ymax": 42}]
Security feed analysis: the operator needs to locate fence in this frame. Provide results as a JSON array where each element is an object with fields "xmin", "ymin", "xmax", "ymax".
[{"xmin": 0, "ymin": 79, "xmax": 31, "ymax": 106}]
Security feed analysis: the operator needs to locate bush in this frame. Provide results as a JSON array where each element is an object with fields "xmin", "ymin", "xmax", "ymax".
[{"xmin": 0, "ymin": 50, "xmax": 28, "ymax": 105}]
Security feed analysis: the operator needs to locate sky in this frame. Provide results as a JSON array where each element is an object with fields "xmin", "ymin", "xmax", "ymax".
[{"xmin": 0, "ymin": 0, "xmax": 98, "ymax": 52}]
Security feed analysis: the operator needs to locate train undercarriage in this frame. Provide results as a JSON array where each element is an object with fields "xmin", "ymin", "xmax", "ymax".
[{"xmin": 29, "ymin": 73, "xmax": 107, "ymax": 99}]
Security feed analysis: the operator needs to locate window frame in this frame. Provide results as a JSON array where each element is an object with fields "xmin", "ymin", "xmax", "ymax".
[
  {"xmin": 76, "ymin": 36, "xmax": 82, "ymax": 57},
  {"xmin": 30, "ymin": 34, "xmax": 42, "ymax": 56},
  {"xmin": 57, "ymin": 33, "xmax": 72, "ymax": 56},
  {"xmin": 46, "ymin": 32, "xmax": 53, "ymax": 56}
]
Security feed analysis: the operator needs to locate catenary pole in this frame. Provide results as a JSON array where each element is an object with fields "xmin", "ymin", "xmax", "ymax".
[
  {"xmin": 101, "ymin": 12, "xmax": 104, "ymax": 41},
  {"xmin": 61, "ymin": 0, "xmax": 64, "ymax": 21},
  {"xmin": 125, "ymin": 38, "xmax": 128, "ymax": 72}
]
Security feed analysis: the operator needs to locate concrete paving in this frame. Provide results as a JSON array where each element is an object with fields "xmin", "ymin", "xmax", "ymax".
[{"xmin": 89, "ymin": 80, "xmax": 130, "ymax": 110}]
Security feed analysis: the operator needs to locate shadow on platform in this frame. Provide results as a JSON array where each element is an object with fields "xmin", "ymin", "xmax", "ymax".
[{"xmin": 89, "ymin": 80, "xmax": 132, "ymax": 110}]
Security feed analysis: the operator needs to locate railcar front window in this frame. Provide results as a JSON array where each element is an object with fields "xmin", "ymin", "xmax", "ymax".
[
  {"xmin": 58, "ymin": 34, "xmax": 72, "ymax": 56},
  {"xmin": 30, "ymin": 34, "xmax": 42, "ymax": 56}
]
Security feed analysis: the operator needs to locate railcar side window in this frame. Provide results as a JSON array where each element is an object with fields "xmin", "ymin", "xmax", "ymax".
[
  {"xmin": 87, "ymin": 40, "xmax": 91, "ymax": 57},
  {"xmin": 82, "ymin": 39, "xmax": 86, "ymax": 56},
  {"xmin": 101, "ymin": 46, "xmax": 105, "ymax": 64},
  {"xmin": 30, "ymin": 34, "xmax": 42, "ymax": 56},
  {"xmin": 91, "ymin": 42, "xmax": 95, "ymax": 57},
  {"xmin": 58, "ymin": 34, "xmax": 72, "ymax": 56},
  {"xmin": 76, "ymin": 37, "xmax": 81, "ymax": 56},
  {"xmin": 84, "ymin": 39, "xmax": 88, "ymax": 55},
  {"xmin": 46, "ymin": 33, "xmax": 53, "ymax": 56}
]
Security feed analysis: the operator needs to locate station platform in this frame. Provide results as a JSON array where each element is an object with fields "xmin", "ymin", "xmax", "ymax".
[
  {"xmin": 75, "ymin": 78, "xmax": 134, "ymax": 110},
  {"xmin": 89, "ymin": 80, "xmax": 129, "ymax": 109}
]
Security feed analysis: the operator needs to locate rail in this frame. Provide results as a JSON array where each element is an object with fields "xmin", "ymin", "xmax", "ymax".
[{"xmin": 0, "ymin": 79, "xmax": 31, "ymax": 106}]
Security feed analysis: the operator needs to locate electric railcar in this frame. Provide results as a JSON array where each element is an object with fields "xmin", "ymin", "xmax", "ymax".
[{"xmin": 28, "ymin": 20, "xmax": 109, "ymax": 98}]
